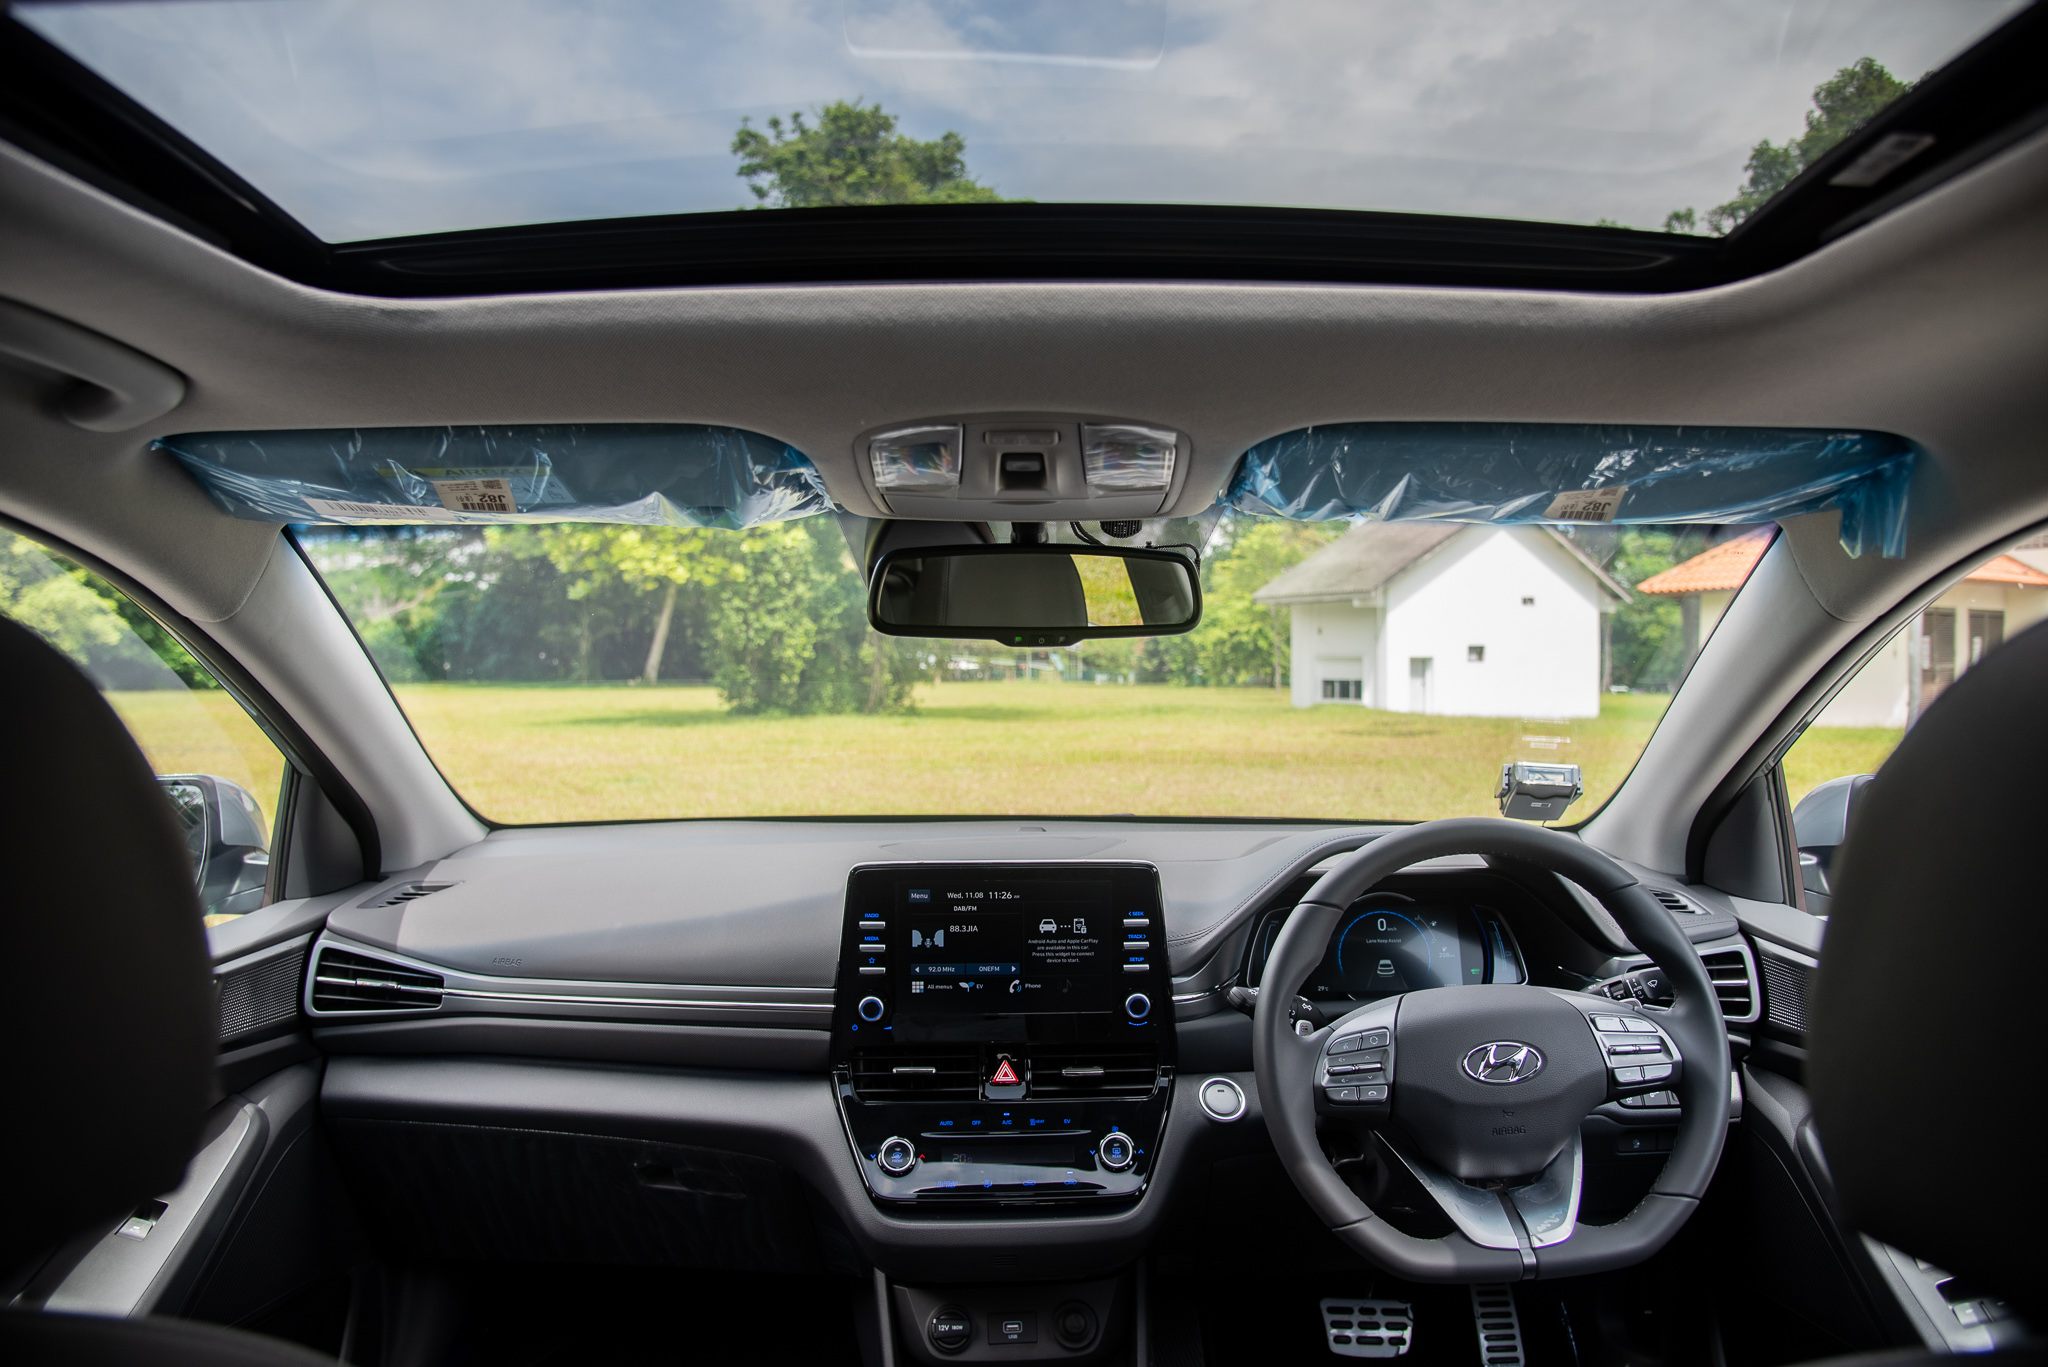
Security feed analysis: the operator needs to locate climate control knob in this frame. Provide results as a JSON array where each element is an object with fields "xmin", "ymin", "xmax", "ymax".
[
  {"xmin": 1124, "ymin": 992, "xmax": 1150, "ymax": 1020},
  {"xmin": 877, "ymin": 1136, "xmax": 918, "ymax": 1176},
  {"xmin": 857, "ymin": 995, "xmax": 885, "ymax": 1022},
  {"xmin": 1097, "ymin": 1131, "xmax": 1136, "ymax": 1172}
]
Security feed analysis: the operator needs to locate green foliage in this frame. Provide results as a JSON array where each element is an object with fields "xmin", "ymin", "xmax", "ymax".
[
  {"xmin": 1139, "ymin": 518, "xmax": 1346, "ymax": 686},
  {"xmin": 302, "ymin": 520, "xmax": 923, "ymax": 716},
  {"xmin": 1666, "ymin": 57, "xmax": 1912, "ymax": 236},
  {"xmin": 1, "ymin": 532, "xmax": 214, "ymax": 688},
  {"xmin": 711, "ymin": 519, "xmax": 924, "ymax": 715},
  {"xmin": 733, "ymin": 99, "xmax": 1011, "ymax": 207},
  {"xmin": 1604, "ymin": 529, "xmax": 1695, "ymax": 691}
]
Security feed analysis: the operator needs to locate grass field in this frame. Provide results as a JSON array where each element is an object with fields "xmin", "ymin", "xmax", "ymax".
[
  {"xmin": 376, "ymin": 680, "xmax": 1676, "ymax": 824},
  {"xmin": 106, "ymin": 689, "xmax": 289, "ymax": 829},
  {"xmin": 105, "ymin": 680, "xmax": 1905, "ymax": 829}
]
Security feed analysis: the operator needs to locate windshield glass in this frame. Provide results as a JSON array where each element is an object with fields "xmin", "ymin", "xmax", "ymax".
[
  {"xmin": 299, "ymin": 515, "xmax": 1765, "ymax": 823},
  {"xmin": 18, "ymin": 0, "xmax": 2018, "ymax": 242}
]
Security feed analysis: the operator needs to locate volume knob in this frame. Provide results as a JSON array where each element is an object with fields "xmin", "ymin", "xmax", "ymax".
[
  {"xmin": 877, "ymin": 1136, "xmax": 918, "ymax": 1176},
  {"xmin": 857, "ymin": 995, "xmax": 886, "ymax": 1022}
]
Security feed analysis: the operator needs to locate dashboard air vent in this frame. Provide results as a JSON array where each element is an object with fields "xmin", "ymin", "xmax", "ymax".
[
  {"xmin": 311, "ymin": 946, "xmax": 445, "ymax": 1013},
  {"xmin": 1650, "ymin": 888, "xmax": 1707, "ymax": 915},
  {"xmin": 360, "ymin": 881, "xmax": 456, "ymax": 910},
  {"xmin": 1701, "ymin": 948, "xmax": 1757, "ymax": 1023},
  {"xmin": 1025, "ymin": 1045, "xmax": 1160, "ymax": 1100},
  {"xmin": 849, "ymin": 1050, "xmax": 982, "ymax": 1102}
]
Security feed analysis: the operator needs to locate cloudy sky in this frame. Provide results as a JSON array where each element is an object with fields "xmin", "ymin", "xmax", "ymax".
[{"xmin": 20, "ymin": 0, "xmax": 2026, "ymax": 242}]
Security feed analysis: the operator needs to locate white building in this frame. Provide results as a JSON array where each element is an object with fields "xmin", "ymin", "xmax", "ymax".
[
  {"xmin": 1637, "ymin": 531, "xmax": 2048, "ymax": 728},
  {"xmin": 1253, "ymin": 523, "xmax": 1627, "ymax": 717}
]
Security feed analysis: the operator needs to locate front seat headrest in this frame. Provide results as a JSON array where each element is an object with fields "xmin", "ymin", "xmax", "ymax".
[
  {"xmin": 0, "ymin": 616, "xmax": 217, "ymax": 1275},
  {"xmin": 1810, "ymin": 613, "xmax": 2048, "ymax": 1326}
]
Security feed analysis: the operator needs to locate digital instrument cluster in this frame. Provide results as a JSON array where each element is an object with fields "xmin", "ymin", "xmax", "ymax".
[{"xmin": 1246, "ymin": 894, "xmax": 1527, "ymax": 1005}]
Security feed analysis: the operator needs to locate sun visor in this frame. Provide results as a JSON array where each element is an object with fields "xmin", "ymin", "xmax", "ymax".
[
  {"xmin": 156, "ymin": 424, "xmax": 834, "ymax": 529},
  {"xmin": 1225, "ymin": 424, "xmax": 1915, "ymax": 558}
]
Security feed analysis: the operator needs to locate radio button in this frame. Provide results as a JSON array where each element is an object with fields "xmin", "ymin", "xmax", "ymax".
[{"xmin": 857, "ymin": 995, "xmax": 885, "ymax": 1021}]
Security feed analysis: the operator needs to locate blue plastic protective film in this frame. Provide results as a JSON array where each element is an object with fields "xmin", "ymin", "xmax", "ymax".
[
  {"xmin": 1226, "ymin": 424, "xmax": 1915, "ymax": 558},
  {"xmin": 157, "ymin": 424, "xmax": 833, "ymax": 530}
]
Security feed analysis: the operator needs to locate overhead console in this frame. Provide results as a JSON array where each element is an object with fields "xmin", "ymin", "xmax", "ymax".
[
  {"xmin": 830, "ymin": 863, "xmax": 1173, "ymax": 1209},
  {"xmin": 858, "ymin": 416, "xmax": 1187, "ymax": 522}
]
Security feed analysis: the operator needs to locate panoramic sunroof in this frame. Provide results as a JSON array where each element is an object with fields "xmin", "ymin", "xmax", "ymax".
[{"xmin": 14, "ymin": 0, "xmax": 2025, "ymax": 245}]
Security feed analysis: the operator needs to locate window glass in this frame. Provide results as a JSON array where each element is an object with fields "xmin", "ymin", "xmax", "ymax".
[
  {"xmin": 2, "ymin": 531, "xmax": 285, "ymax": 925},
  {"xmin": 299, "ymin": 516, "xmax": 1769, "ymax": 825},
  {"xmin": 1784, "ymin": 534, "xmax": 2048, "ymax": 803}
]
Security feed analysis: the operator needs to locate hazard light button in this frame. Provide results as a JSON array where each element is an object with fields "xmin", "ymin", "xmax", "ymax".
[{"xmin": 985, "ymin": 1056, "xmax": 1027, "ymax": 1100}]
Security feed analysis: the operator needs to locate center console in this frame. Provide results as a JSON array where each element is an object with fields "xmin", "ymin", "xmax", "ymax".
[{"xmin": 830, "ymin": 863, "xmax": 1174, "ymax": 1207}]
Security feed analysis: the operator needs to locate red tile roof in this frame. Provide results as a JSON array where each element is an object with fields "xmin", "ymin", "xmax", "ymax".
[
  {"xmin": 1964, "ymin": 554, "xmax": 2048, "ymax": 587},
  {"xmin": 1635, "ymin": 528, "xmax": 1773, "ymax": 595}
]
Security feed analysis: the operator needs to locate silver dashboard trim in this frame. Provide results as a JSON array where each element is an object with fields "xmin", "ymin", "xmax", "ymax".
[{"xmin": 305, "ymin": 932, "xmax": 835, "ymax": 1027}]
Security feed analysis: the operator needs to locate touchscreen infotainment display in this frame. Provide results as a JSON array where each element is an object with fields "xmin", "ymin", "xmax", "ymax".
[{"xmin": 896, "ymin": 876, "xmax": 1125, "ymax": 1015}]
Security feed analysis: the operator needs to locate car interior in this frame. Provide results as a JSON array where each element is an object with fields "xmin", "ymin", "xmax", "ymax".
[{"xmin": 0, "ymin": 3, "xmax": 2043, "ymax": 1366}]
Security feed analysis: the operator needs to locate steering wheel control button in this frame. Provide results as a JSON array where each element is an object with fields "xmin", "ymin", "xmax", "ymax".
[
  {"xmin": 877, "ymin": 1136, "xmax": 918, "ymax": 1175},
  {"xmin": 1357, "ymin": 1084, "xmax": 1389, "ymax": 1103},
  {"xmin": 928, "ymin": 1307, "xmax": 971, "ymax": 1355},
  {"xmin": 1098, "ymin": 1131, "xmax": 1136, "ymax": 1170},
  {"xmin": 1199, "ymin": 1077, "xmax": 1247, "ymax": 1121},
  {"xmin": 857, "ymin": 995, "xmax": 885, "ymax": 1021},
  {"xmin": 1614, "ymin": 1065, "xmax": 1644, "ymax": 1083},
  {"xmin": 1623, "ymin": 1017, "xmax": 1658, "ymax": 1033},
  {"xmin": 1593, "ymin": 1015, "xmax": 1628, "ymax": 1032},
  {"xmin": 1325, "ymin": 1085, "xmax": 1361, "ymax": 1104},
  {"xmin": 1124, "ymin": 993, "xmax": 1151, "ymax": 1019},
  {"xmin": 1640, "ymin": 1063, "xmax": 1674, "ymax": 1081}
]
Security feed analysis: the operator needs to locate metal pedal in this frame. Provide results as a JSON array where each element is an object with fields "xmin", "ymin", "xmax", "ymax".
[
  {"xmin": 1320, "ymin": 1296, "xmax": 1413, "ymax": 1358},
  {"xmin": 1469, "ymin": 1286, "xmax": 1526, "ymax": 1367}
]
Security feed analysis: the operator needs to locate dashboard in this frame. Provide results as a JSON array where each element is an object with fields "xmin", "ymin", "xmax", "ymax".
[{"xmin": 263, "ymin": 818, "xmax": 1755, "ymax": 1290}]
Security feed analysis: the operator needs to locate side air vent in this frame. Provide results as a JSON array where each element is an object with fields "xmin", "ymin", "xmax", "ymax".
[
  {"xmin": 310, "ymin": 946, "xmax": 445, "ymax": 1013},
  {"xmin": 1025, "ymin": 1045, "xmax": 1161, "ymax": 1100},
  {"xmin": 1701, "ymin": 947, "xmax": 1758, "ymax": 1024},
  {"xmin": 359, "ymin": 881, "xmax": 457, "ymax": 910},
  {"xmin": 1759, "ymin": 950, "xmax": 1812, "ymax": 1034},
  {"xmin": 1649, "ymin": 888, "xmax": 1707, "ymax": 915},
  {"xmin": 849, "ymin": 1050, "xmax": 982, "ymax": 1102}
]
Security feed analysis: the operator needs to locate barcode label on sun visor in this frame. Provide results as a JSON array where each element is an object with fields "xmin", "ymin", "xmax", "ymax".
[
  {"xmin": 302, "ymin": 497, "xmax": 456, "ymax": 523},
  {"xmin": 431, "ymin": 477, "xmax": 518, "ymax": 514},
  {"xmin": 1542, "ymin": 487, "xmax": 1627, "ymax": 522}
]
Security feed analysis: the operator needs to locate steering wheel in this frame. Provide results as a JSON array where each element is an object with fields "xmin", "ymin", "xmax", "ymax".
[{"xmin": 1252, "ymin": 818, "xmax": 1730, "ymax": 1281}]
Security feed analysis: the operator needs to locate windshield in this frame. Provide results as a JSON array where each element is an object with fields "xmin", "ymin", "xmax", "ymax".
[
  {"xmin": 299, "ymin": 515, "xmax": 1765, "ymax": 823},
  {"xmin": 17, "ymin": 1, "xmax": 2018, "ymax": 242}
]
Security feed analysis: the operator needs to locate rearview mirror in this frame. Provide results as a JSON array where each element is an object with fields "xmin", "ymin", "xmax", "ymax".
[{"xmin": 867, "ymin": 544, "xmax": 1202, "ymax": 646}]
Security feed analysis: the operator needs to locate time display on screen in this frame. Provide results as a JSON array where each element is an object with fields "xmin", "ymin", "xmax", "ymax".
[{"xmin": 897, "ymin": 879, "xmax": 1122, "ymax": 1014}]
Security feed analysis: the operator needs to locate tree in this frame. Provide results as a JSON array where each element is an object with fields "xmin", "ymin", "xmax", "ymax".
[
  {"xmin": 709, "ymin": 519, "xmax": 923, "ymax": 714},
  {"xmin": 733, "ymin": 100, "xmax": 1010, "ymax": 207},
  {"xmin": 539, "ymin": 526, "xmax": 738, "ymax": 683},
  {"xmin": 1665, "ymin": 57, "xmax": 1912, "ymax": 235},
  {"xmin": 1155, "ymin": 518, "xmax": 1346, "ymax": 687}
]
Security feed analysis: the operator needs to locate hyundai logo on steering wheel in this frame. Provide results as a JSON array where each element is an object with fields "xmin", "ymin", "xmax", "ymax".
[{"xmin": 1462, "ymin": 1041, "xmax": 1545, "ymax": 1084}]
